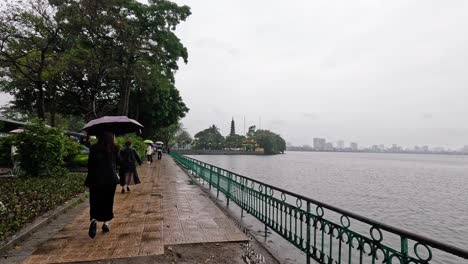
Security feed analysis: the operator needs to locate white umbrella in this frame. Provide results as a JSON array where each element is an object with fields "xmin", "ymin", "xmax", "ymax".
[{"xmin": 9, "ymin": 128, "xmax": 24, "ymax": 134}]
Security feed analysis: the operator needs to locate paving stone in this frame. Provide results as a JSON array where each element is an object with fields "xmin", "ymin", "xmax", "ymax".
[{"xmin": 5, "ymin": 157, "xmax": 248, "ymax": 264}]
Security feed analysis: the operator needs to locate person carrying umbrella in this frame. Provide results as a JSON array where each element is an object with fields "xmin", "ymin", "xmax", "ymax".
[
  {"xmin": 84, "ymin": 131, "xmax": 120, "ymax": 238},
  {"xmin": 144, "ymin": 140, "xmax": 154, "ymax": 163},
  {"xmin": 83, "ymin": 116, "xmax": 143, "ymax": 239}
]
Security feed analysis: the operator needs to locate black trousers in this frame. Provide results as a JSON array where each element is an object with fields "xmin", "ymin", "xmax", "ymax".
[
  {"xmin": 89, "ymin": 184, "xmax": 116, "ymax": 222},
  {"xmin": 157, "ymin": 152, "xmax": 162, "ymax": 160},
  {"xmin": 147, "ymin": 154, "xmax": 153, "ymax": 162}
]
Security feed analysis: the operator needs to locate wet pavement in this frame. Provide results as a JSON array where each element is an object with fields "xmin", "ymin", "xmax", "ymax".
[{"xmin": 1, "ymin": 157, "xmax": 250, "ymax": 264}]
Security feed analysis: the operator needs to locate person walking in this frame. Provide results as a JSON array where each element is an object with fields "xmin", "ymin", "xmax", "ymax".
[
  {"xmin": 146, "ymin": 144, "xmax": 153, "ymax": 163},
  {"xmin": 157, "ymin": 147, "xmax": 162, "ymax": 160},
  {"xmin": 119, "ymin": 140, "xmax": 142, "ymax": 193},
  {"xmin": 85, "ymin": 131, "xmax": 119, "ymax": 239}
]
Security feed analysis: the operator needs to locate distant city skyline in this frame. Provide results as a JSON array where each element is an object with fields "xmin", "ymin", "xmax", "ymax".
[{"xmin": 289, "ymin": 137, "xmax": 467, "ymax": 153}]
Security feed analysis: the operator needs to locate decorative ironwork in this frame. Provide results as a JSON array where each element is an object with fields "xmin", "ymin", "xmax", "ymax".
[{"xmin": 171, "ymin": 152, "xmax": 468, "ymax": 264}]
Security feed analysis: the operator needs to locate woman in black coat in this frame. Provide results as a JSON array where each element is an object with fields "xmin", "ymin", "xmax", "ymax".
[
  {"xmin": 84, "ymin": 131, "xmax": 119, "ymax": 239},
  {"xmin": 118, "ymin": 140, "xmax": 142, "ymax": 193}
]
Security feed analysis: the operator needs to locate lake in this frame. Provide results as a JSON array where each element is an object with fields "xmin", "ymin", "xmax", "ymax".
[{"xmin": 189, "ymin": 151, "xmax": 468, "ymax": 263}]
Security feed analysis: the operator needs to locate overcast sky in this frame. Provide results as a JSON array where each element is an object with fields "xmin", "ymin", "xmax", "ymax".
[
  {"xmin": 2, "ymin": 0, "xmax": 468, "ymax": 149},
  {"xmin": 170, "ymin": 0, "xmax": 468, "ymax": 149}
]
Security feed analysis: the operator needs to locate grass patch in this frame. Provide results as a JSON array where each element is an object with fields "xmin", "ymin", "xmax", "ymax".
[
  {"xmin": 69, "ymin": 154, "xmax": 88, "ymax": 168},
  {"xmin": 0, "ymin": 173, "xmax": 86, "ymax": 241}
]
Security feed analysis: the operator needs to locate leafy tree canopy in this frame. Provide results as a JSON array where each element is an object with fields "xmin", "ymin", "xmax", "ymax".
[
  {"xmin": 0, "ymin": 0, "xmax": 190, "ymax": 136},
  {"xmin": 193, "ymin": 125, "xmax": 224, "ymax": 150}
]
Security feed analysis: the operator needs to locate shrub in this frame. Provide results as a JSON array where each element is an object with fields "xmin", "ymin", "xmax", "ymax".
[
  {"xmin": 63, "ymin": 137, "xmax": 82, "ymax": 164},
  {"xmin": 69, "ymin": 154, "xmax": 88, "ymax": 168},
  {"xmin": 16, "ymin": 121, "xmax": 67, "ymax": 177},
  {"xmin": 116, "ymin": 134, "xmax": 146, "ymax": 159},
  {"xmin": 0, "ymin": 173, "xmax": 86, "ymax": 241}
]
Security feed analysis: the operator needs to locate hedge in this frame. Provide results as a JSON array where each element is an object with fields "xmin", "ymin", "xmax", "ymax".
[{"xmin": 0, "ymin": 173, "xmax": 86, "ymax": 241}]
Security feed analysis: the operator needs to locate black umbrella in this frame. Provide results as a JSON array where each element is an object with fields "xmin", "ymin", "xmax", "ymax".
[{"xmin": 83, "ymin": 116, "xmax": 143, "ymax": 136}]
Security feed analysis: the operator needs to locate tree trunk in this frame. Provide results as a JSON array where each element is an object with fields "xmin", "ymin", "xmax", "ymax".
[{"xmin": 36, "ymin": 81, "xmax": 45, "ymax": 119}]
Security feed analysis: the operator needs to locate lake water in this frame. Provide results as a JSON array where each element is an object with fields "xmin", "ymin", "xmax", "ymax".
[{"xmin": 189, "ymin": 151, "xmax": 468, "ymax": 263}]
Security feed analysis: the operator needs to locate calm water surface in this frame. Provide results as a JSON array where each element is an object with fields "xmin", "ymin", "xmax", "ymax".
[{"xmin": 190, "ymin": 151, "xmax": 468, "ymax": 257}]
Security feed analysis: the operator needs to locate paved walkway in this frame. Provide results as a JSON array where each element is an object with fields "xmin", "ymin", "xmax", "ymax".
[{"xmin": 13, "ymin": 157, "xmax": 248, "ymax": 264}]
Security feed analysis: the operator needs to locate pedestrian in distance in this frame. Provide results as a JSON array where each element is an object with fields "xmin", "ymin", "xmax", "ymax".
[
  {"xmin": 157, "ymin": 147, "xmax": 162, "ymax": 160},
  {"xmin": 146, "ymin": 144, "xmax": 153, "ymax": 163},
  {"xmin": 84, "ymin": 131, "xmax": 119, "ymax": 239},
  {"xmin": 119, "ymin": 140, "xmax": 142, "ymax": 194}
]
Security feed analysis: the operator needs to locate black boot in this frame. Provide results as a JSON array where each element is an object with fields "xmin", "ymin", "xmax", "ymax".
[
  {"xmin": 102, "ymin": 224, "xmax": 110, "ymax": 233},
  {"xmin": 88, "ymin": 220, "xmax": 97, "ymax": 239}
]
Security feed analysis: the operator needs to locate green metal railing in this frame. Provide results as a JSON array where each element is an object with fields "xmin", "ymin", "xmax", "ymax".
[{"xmin": 171, "ymin": 152, "xmax": 468, "ymax": 264}]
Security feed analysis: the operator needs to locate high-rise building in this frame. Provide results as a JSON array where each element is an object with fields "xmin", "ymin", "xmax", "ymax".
[
  {"xmin": 350, "ymin": 142, "xmax": 358, "ymax": 151},
  {"xmin": 463, "ymin": 145, "xmax": 468, "ymax": 153},
  {"xmin": 313, "ymin": 138, "xmax": 326, "ymax": 150},
  {"xmin": 337, "ymin": 140, "xmax": 344, "ymax": 149},
  {"xmin": 325, "ymin": 142, "xmax": 333, "ymax": 150}
]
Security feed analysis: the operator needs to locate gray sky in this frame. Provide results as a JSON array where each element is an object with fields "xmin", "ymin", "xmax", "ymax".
[
  {"xmin": 2, "ymin": 0, "xmax": 468, "ymax": 149},
  {"xmin": 172, "ymin": 0, "xmax": 468, "ymax": 149}
]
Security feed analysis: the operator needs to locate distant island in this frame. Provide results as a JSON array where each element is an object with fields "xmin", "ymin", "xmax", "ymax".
[{"xmin": 172, "ymin": 119, "xmax": 286, "ymax": 155}]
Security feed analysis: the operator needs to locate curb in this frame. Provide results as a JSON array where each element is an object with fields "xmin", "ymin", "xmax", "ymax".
[{"xmin": 0, "ymin": 192, "xmax": 88, "ymax": 255}]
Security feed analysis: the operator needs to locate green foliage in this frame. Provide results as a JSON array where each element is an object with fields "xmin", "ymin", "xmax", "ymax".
[
  {"xmin": 69, "ymin": 154, "xmax": 88, "ymax": 168},
  {"xmin": 173, "ymin": 128, "xmax": 192, "ymax": 147},
  {"xmin": 254, "ymin": 130, "xmax": 286, "ymax": 155},
  {"xmin": 1, "ymin": 0, "xmax": 191, "ymax": 131},
  {"xmin": 247, "ymin": 125, "xmax": 256, "ymax": 138},
  {"xmin": 63, "ymin": 137, "xmax": 81, "ymax": 164},
  {"xmin": 193, "ymin": 125, "xmax": 225, "ymax": 150},
  {"xmin": 225, "ymin": 134, "xmax": 246, "ymax": 149},
  {"xmin": 0, "ymin": 173, "xmax": 86, "ymax": 241},
  {"xmin": 115, "ymin": 134, "xmax": 146, "ymax": 159},
  {"xmin": 16, "ymin": 121, "xmax": 68, "ymax": 177},
  {"xmin": 0, "ymin": 136, "xmax": 16, "ymax": 166}
]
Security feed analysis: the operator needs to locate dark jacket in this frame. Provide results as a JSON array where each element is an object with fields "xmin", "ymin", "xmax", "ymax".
[
  {"xmin": 118, "ymin": 146, "xmax": 142, "ymax": 185},
  {"xmin": 85, "ymin": 145, "xmax": 119, "ymax": 187}
]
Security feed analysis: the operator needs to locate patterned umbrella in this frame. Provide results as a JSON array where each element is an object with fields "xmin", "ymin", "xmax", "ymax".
[{"xmin": 83, "ymin": 116, "xmax": 143, "ymax": 136}]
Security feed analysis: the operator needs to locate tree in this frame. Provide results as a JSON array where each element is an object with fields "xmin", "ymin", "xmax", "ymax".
[
  {"xmin": 193, "ymin": 125, "xmax": 225, "ymax": 150},
  {"xmin": 254, "ymin": 129, "xmax": 286, "ymax": 154},
  {"xmin": 225, "ymin": 134, "xmax": 246, "ymax": 149},
  {"xmin": 173, "ymin": 124, "xmax": 192, "ymax": 148},
  {"xmin": 1, "ymin": 0, "xmax": 191, "ymax": 134},
  {"xmin": 247, "ymin": 125, "xmax": 256, "ymax": 138},
  {"xmin": 0, "ymin": 0, "xmax": 63, "ymax": 120}
]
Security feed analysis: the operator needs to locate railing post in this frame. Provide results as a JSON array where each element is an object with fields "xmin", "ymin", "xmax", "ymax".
[
  {"xmin": 240, "ymin": 179, "xmax": 244, "ymax": 218},
  {"xmin": 401, "ymin": 236, "xmax": 409, "ymax": 264},
  {"xmin": 216, "ymin": 168, "xmax": 220, "ymax": 199},
  {"xmin": 264, "ymin": 186, "xmax": 268, "ymax": 238},
  {"xmin": 306, "ymin": 201, "xmax": 311, "ymax": 264},
  {"xmin": 227, "ymin": 172, "xmax": 231, "ymax": 207},
  {"xmin": 209, "ymin": 165, "xmax": 212, "ymax": 190}
]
